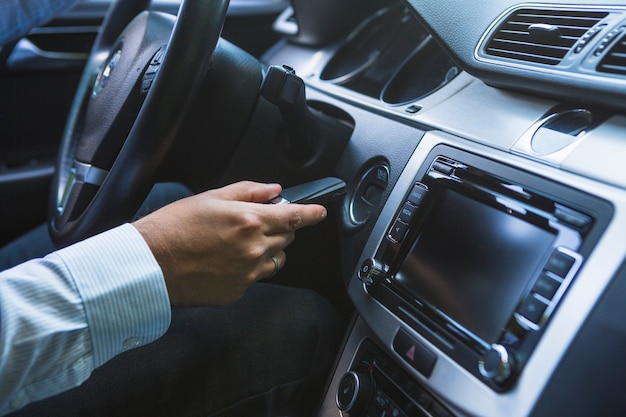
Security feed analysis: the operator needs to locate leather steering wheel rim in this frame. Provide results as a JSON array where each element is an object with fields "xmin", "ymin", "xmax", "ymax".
[{"xmin": 48, "ymin": 0, "xmax": 229, "ymax": 248}]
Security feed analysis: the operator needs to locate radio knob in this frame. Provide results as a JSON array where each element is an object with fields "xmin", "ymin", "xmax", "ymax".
[
  {"xmin": 478, "ymin": 344, "xmax": 514, "ymax": 384},
  {"xmin": 358, "ymin": 258, "xmax": 388, "ymax": 285},
  {"xmin": 335, "ymin": 368, "xmax": 374, "ymax": 416}
]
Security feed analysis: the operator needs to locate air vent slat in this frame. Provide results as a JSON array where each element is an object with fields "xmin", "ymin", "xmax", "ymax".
[
  {"xmin": 516, "ymin": 13, "xmax": 605, "ymax": 24},
  {"xmin": 598, "ymin": 35, "xmax": 626, "ymax": 75},
  {"xmin": 490, "ymin": 34, "xmax": 575, "ymax": 48},
  {"xmin": 488, "ymin": 39, "xmax": 570, "ymax": 57},
  {"xmin": 487, "ymin": 48, "xmax": 562, "ymax": 65},
  {"xmin": 484, "ymin": 8, "xmax": 608, "ymax": 65}
]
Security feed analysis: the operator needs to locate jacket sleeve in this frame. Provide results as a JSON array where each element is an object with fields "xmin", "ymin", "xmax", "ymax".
[{"xmin": 0, "ymin": 223, "xmax": 171, "ymax": 415}]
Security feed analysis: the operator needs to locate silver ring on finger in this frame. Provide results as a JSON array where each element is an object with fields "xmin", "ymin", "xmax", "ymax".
[{"xmin": 269, "ymin": 255, "xmax": 279, "ymax": 278}]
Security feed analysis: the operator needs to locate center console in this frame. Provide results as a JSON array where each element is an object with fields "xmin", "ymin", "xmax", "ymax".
[
  {"xmin": 359, "ymin": 142, "xmax": 608, "ymax": 390},
  {"xmin": 318, "ymin": 131, "xmax": 615, "ymax": 417}
]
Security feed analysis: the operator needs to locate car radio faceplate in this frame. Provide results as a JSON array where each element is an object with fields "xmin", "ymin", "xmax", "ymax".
[{"xmin": 357, "ymin": 143, "xmax": 610, "ymax": 391}]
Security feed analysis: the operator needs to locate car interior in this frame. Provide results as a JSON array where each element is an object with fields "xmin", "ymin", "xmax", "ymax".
[{"xmin": 1, "ymin": 0, "xmax": 625, "ymax": 416}]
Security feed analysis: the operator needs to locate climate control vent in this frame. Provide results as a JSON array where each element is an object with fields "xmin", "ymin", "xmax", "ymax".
[
  {"xmin": 598, "ymin": 31, "xmax": 626, "ymax": 75},
  {"xmin": 484, "ymin": 8, "xmax": 608, "ymax": 65}
]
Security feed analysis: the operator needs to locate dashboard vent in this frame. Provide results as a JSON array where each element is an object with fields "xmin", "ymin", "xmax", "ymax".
[
  {"xmin": 598, "ymin": 32, "xmax": 626, "ymax": 75},
  {"xmin": 485, "ymin": 9, "xmax": 608, "ymax": 65}
]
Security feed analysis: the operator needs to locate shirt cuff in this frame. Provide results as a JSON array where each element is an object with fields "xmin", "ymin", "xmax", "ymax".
[{"xmin": 56, "ymin": 223, "xmax": 171, "ymax": 367}]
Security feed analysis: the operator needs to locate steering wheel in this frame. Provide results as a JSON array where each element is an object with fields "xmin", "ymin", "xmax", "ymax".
[{"xmin": 48, "ymin": 0, "xmax": 229, "ymax": 247}]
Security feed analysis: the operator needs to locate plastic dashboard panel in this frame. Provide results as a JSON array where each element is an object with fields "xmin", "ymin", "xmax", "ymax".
[
  {"xmin": 403, "ymin": 0, "xmax": 626, "ymax": 112},
  {"xmin": 260, "ymin": 2, "xmax": 626, "ymax": 415},
  {"xmin": 344, "ymin": 131, "xmax": 626, "ymax": 417}
]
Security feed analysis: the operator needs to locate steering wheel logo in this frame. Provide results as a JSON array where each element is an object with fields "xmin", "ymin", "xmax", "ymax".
[{"xmin": 93, "ymin": 48, "xmax": 122, "ymax": 97}]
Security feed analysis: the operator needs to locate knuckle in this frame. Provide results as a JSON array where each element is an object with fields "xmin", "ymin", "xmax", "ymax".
[
  {"xmin": 289, "ymin": 210, "xmax": 303, "ymax": 229},
  {"xmin": 244, "ymin": 271, "xmax": 258, "ymax": 283},
  {"xmin": 244, "ymin": 245, "xmax": 265, "ymax": 260},
  {"xmin": 239, "ymin": 180, "xmax": 256, "ymax": 189},
  {"xmin": 237, "ymin": 212, "xmax": 263, "ymax": 231}
]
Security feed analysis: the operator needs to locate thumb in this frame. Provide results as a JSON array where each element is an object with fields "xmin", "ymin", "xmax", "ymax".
[{"xmin": 210, "ymin": 181, "xmax": 282, "ymax": 203}]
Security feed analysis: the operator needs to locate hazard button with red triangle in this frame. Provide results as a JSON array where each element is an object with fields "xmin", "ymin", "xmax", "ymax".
[
  {"xmin": 392, "ymin": 329, "xmax": 436, "ymax": 377},
  {"xmin": 405, "ymin": 345, "xmax": 417, "ymax": 362}
]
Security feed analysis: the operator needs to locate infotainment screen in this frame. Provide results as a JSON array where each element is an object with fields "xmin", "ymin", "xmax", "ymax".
[
  {"xmin": 362, "ymin": 147, "xmax": 610, "ymax": 389},
  {"xmin": 394, "ymin": 188, "xmax": 557, "ymax": 345}
]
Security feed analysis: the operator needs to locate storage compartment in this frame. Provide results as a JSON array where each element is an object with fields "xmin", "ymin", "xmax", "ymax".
[
  {"xmin": 381, "ymin": 39, "xmax": 459, "ymax": 105},
  {"xmin": 320, "ymin": 5, "xmax": 459, "ymax": 106}
]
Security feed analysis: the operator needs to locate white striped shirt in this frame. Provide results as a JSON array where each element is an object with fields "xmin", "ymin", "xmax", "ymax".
[{"xmin": 0, "ymin": 224, "xmax": 171, "ymax": 415}]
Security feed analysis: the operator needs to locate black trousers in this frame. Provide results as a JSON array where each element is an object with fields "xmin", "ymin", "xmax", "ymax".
[{"xmin": 9, "ymin": 283, "xmax": 345, "ymax": 417}]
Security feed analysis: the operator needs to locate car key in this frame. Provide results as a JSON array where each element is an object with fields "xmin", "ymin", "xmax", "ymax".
[{"xmin": 268, "ymin": 177, "xmax": 347, "ymax": 205}]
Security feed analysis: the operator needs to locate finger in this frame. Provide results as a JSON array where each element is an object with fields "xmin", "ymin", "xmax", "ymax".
[
  {"xmin": 263, "ymin": 229, "xmax": 296, "ymax": 254},
  {"xmin": 261, "ymin": 250, "xmax": 286, "ymax": 280},
  {"xmin": 210, "ymin": 181, "xmax": 282, "ymax": 203},
  {"xmin": 261, "ymin": 203, "xmax": 328, "ymax": 234}
]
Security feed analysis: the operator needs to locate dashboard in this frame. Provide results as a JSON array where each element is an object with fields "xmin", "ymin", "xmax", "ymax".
[
  {"xmin": 2, "ymin": 0, "xmax": 623, "ymax": 415},
  {"xmin": 261, "ymin": 1, "xmax": 626, "ymax": 416}
]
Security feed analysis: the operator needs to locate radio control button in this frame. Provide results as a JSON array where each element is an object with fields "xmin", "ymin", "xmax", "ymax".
[
  {"xmin": 545, "ymin": 250, "xmax": 575, "ymax": 278},
  {"xmin": 399, "ymin": 202, "xmax": 417, "ymax": 223},
  {"xmin": 532, "ymin": 272, "xmax": 561, "ymax": 300},
  {"xmin": 388, "ymin": 219, "xmax": 409, "ymax": 243},
  {"xmin": 407, "ymin": 183, "xmax": 428, "ymax": 206},
  {"xmin": 335, "ymin": 368, "xmax": 374, "ymax": 416},
  {"xmin": 554, "ymin": 205, "xmax": 591, "ymax": 231},
  {"xmin": 358, "ymin": 258, "xmax": 388, "ymax": 285},
  {"xmin": 432, "ymin": 161, "xmax": 454, "ymax": 175},
  {"xmin": 519, "ymin": 294, "xmax": 548, "ymax": 324},
  {"xmin": 479, "ymin": 344, "xmax": 513, "ymax": 384},
  {"xmin": 373, "ymin": 390, "xmax": 390, "ymax": 410}
]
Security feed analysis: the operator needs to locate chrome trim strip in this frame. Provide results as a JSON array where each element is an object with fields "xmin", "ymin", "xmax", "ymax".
[
  {"xmin": 56, "ymin": 161, "xmax": 108, "ymax": 215},
  {"xmin": 73, "ymin": 161, "xmax": 108, "ymax": 186}
]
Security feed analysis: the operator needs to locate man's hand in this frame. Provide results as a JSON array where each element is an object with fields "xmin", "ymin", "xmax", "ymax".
[{"xmin": 132, "ymin": 181, "xmax": 327, "ymax": 306}]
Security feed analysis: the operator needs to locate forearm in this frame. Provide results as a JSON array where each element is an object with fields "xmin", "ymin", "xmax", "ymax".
[{"xmin": 0, "ymin": 224, "xmax": 171, "ymax": 415}]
